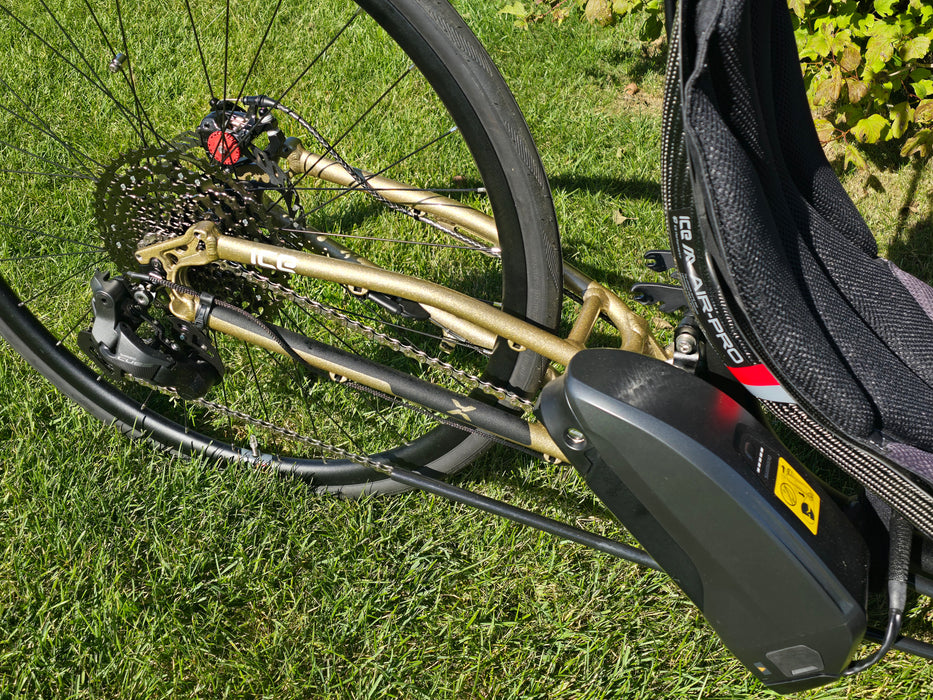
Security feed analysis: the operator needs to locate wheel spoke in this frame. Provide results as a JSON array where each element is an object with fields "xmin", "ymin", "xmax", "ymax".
[
  {"xmin": 113, "ymin": 0, "xmax": 168, "ymax": 149},
  {"xmin": 300, "ymin": 126, "xmax": 459, "ymax": 219},
  {"xmin": 267, "ymin": 65, "xmax": 415, "ymax": 213},
  {"xmin": 223, "ymin": 0, "xmax": 231, "ymax": 100},
  {"xmin": 274, "ymin": 8, "xmax": 363, "ymax": 107},
  {"xmin": 0, "ymin": 139, "xmax": 95, "ymax": 181},
  {"xmin": 57, "ymin": 308, "xmax": 92, "ymax": 347},
  {"xmin": 235, "ymin": 0, "xmax": 284, "ymax": 104},
  {"xmin": 243, "ymin": 341, "xmax": 270, "ymax": 422},
  {"xmin": 0, "ymin": 78, "xmax": 103, "ymax": 176},
  {"xmin": 183, "ymin": 0, "xmax": 216, "ymax": 101},
  {"xmin": 0, "ymin": 3, "xmax": 157, "ymax": 150},
  {"xmin": 19, "ymin": 256, "xmax": 105, "ymax": 308},
  {"xmin": 0, "ymin": 222, "xmax": 105, "ymax": 252}
]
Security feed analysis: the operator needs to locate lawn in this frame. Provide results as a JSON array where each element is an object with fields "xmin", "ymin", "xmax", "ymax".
[{"xmin": 1, "ymin": 1, "xmax": 932, "ymax": 698}]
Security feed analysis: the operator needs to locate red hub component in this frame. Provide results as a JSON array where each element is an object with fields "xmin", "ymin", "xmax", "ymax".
[{"xmin": 206, "ymin": 131, "xmax": 241, "ymax": 165}]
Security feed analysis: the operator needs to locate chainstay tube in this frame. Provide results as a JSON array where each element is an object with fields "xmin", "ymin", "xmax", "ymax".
[
  {"xmin": 126, "ymin": 278, "xmax": 655, "ymax": 570},
  {"xmin": 207, "ymin": 302, "xmax": 564, "ymax": 458}
]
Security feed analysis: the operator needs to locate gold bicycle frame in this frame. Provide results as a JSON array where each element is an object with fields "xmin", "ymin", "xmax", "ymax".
[
  {"xmin": 286, "ymin": 143, "xmax": 667, "ymax": 360},
  {"xmin": 135, "ymin": 142, "xmax": 669, "ymax": 462}
]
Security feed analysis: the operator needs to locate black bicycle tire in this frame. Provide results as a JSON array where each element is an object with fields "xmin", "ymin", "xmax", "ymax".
[{"xmin": 0, "ymin": 0, "xmax": 562, "ymax": 495}]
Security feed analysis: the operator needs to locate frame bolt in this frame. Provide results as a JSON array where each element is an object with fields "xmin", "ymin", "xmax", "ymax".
[
  {"xmin": 675, "ymin": 334, "xmax": 697, "ymax": 355},
  {"xmin": 565, "ymin": 427, "xmax": 587, "ymax": 448}
]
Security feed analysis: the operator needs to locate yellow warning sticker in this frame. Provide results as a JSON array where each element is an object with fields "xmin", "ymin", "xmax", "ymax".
[{"xmin": 774, "ymin": 458, "xmax": 820, "ymax": 535}]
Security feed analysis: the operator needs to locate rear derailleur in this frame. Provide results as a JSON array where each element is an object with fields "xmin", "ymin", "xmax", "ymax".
[{"xmin": 78, "ymin": 271, "xmax": 223, "ymax": 400}]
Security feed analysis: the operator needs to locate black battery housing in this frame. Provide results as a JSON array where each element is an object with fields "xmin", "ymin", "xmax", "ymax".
[{"xmin": 538, "ymin": 349, "xmax": 869, "ymax": 693}]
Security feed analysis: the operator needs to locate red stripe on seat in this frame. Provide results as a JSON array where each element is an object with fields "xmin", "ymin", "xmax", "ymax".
[{"xmin": 728, "ymin": 364, "xmax": 780, "ymax": 387}]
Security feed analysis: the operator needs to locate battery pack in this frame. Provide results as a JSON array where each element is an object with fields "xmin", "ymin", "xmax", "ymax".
[{"xmin": 538, "ymin": 349, "xmax": 869, "ymax": 693}]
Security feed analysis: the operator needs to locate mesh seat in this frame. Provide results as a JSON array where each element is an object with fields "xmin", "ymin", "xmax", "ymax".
[{"xmin": 665, "ymin": 0, "xmax": 933, "ymax": 509}]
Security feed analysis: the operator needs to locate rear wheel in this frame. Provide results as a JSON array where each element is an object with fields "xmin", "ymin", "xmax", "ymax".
[{"xmin": 0, "ymin": 0, "xmax": 561, "ymax": 493}]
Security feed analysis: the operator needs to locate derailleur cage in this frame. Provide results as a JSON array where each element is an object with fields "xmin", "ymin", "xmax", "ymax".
[{"xmin": 77, "ymin": 271, "xmax": 224, "ymax": 399}]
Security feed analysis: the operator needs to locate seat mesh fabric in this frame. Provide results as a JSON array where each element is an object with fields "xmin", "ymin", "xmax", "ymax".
[{"xmin": 681, "ymin": 0, "xmax": 933, "ymax": 462}]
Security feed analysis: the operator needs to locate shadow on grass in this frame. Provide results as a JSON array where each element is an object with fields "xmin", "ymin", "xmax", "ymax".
[
  {"xmin": 887, "ymin": 155, "xmax": 933, "ymax": 283},
  {"xmin": 584, "ymin": 44, "xmax": 668, "ymax": 89},
  {"xmin": 549, "ymin": 174, "xmax": 661, "ymax": 203},
  {"xmin": 548, "ymin": 174, "xmax": 665, "ymax": 291},
  {"xmin": 556, "ymin": 245, "xmax": 657, "ymax": 295},
  {"xmin": 452, "ymin": 444, "xmax": 626, "ymax": 524}
]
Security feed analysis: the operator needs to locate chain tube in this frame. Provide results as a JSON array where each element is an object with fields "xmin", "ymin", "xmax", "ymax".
[
  {"xmin": 128, "ymin": 309, "xmax": 545, "ymax": 472},
  {"xmin": 341, "ymin": 377, "xmax": 545, "ymax": 459},
  {"xmin": 113, "ymin": 235, "xmax": 552, "ymax": 476}
]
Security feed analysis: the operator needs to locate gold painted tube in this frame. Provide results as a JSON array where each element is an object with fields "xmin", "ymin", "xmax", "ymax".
[
  {"xmin": 215, "ymin": 233, "xmax": 580, "ymax": 367},
  {"xmin": 288, "ymin": 147, "xmax": 500, "ymax": 245},
  {"xmin": 292, "ymin": 147, "xmax": 667, "ymax": 359}
]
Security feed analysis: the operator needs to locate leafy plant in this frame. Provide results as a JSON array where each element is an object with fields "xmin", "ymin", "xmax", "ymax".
[
  {"xmin": 502, "ymin": 0, "xmax": 933, "ymax": 169},
  {"xmin": 792, "ymin": 1, "xmax": 933, "ymax": 168},
  {"xmin": 498, "ymin": 1, "xmax": 576, "ymax": 27}
]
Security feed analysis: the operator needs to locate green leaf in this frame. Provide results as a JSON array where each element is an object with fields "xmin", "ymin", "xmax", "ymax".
[
  {"xmin": 916, "ymin": 99, "xmax": 933, "ymax": 123},
  {"xmin": 889, "ymin": 101, "xmax": 913, "ymax": 140},
  {"xmin": 902, "ymin": 36, "xmax": 932, "ymax": 62},
  {"xmin": 914, "ymin": 79, "xmax": 933, "ymax": 99},
  {"xmin": 802, "ymin": 31, "xmax": 832, "ymax": 59},
  {"xmin": 813, "ymin": 117, "xmax": 836, "ymax": 142},
  {"xmin": 813, "ymin": 65, "xmax": 844, "ymax": 105},
  {"xmin": 870, "ymin": 80, "xmax": 892, "ymax": 104},
  {"xmin": 850, "ymin": 113, "xmax": 889, "ymax": 143},
  {"xmin": 864, "ymin": 25, "xmax": 899, "ymax": 72},
  {"xmin": 639, "ymin": 12, "xmax": 664, "ymax": 41},
  {"xmin": 612, "ymin": 0, "xmax": 640, "ymax": 12},
  {"xmin": 900, "ymin": 128, "xmax": 933, "ymax": 158},
  {"xmin": 584, "ymin": 0, "xmax": 615, "ymax": 26},
  {"xmin": 835, "ymin": 6, "xmax": 857, "ymax": 30},
  {"xmin": 875, "ymin": 0, "xmax": 898, "ymax": 17},
  {"xmin": 844, "ymin": 143, "xmax": 869, "ymax": 171},
  {"xmin": 612, "ymin": 0, "xmax": 644, "ymax": 12},
  {"xmin": 910, "ymin": 0, "xmax": 933, "ymax": 21},
  {"xmin": 788, "ymin": 0, "xmax": 806, "ymax": 19},
  {"xmin": 498, "ymin": 2, "xmax": 527, "ymax": 18}
]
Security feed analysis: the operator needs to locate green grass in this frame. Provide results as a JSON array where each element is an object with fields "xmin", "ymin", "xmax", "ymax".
[{"xmin": 2, "ymin": 1, "xmax": 933, "ymax": 698}]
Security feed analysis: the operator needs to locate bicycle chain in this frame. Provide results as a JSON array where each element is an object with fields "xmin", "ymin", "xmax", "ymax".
[
  {"xmin": 132, "ymin": 375, "xmax": 393, "ymax": 474},
  {"xmin": 214, "ymin": 260, "xmax": 535, "ymax": 411},
  {"xmin": 132, "ymin": 242, "xmax": 542, "ymax": 472},
  {"xmin": 120, "ymin": 243, "xmax": 541, "ymax": 470},
  {"xmin": 272, "ymin": 105, "xmax": 495, "ymax": 255}
]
